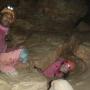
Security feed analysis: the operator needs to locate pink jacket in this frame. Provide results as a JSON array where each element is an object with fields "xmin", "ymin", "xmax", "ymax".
[
  {"xmin": 0, "ymin": 49, "xmax": 22, "ymax": 73},
  {"xmin": 0, "ymin": 24, "xmax": 9, "ymax": 53},
  {"xmin": 42, "ymin": 58, "xmax": 64, "ymax": 78}
]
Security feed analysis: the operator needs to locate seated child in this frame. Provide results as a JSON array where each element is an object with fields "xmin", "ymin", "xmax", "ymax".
[{"xmin": 0, "ymin": 6, "xmax": 29, "ymax": 76}]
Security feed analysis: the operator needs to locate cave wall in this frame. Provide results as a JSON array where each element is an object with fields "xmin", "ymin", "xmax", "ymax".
[
  {"xmin": 0, "ymin": 0, "xmax": 88, "ymax": 32},
  {"xmin": 15, "ymin": 0, "xmax": 87, "ymax": 32}
]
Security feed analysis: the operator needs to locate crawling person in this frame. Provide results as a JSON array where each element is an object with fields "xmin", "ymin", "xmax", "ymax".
[
  {"xmin": 35, "ymin": 58, "xmax": 76, "ymax": 79},
  {"xmin": 0, "ymin": 6, "xmax": 29, "ymax": 76}
]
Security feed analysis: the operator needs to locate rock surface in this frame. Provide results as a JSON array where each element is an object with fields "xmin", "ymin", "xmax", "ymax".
[
  {"xmin": 0, "ymin": 70, "xmax": 48, "ymax": 90},
  {"xmin": 74, "ymin": 42, "xmax": 90, "ymax": 61},
  {"xmin": 24, "ymin": 32, "xmax": 70, "ymax": 70},
  {"xmin": 9, "ymin": 32, "xmax": 80, "ymax": 70},
  {"xmin": 77, "ymin": 22, "xmax": 90, "ymax": 32},
  {"xmin": 49, "ymin": 79, "xmax": 74, "ymax": 90},
  {"xmin": 13, "ymin": 0, "xmax": 87, "ymax": 32}
]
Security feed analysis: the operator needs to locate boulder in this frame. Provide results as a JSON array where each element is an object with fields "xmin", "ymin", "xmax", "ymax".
[
  {"xmin": 0, "ymin": 70, "xmax": 48, "ymax": 90},
  {"xmin": 74, "ymin": 42, "xmax": 90, "ymax": 61},
  {"xmin": 49, "ymin": 79, "xmax": 74, "ymax": 90}
]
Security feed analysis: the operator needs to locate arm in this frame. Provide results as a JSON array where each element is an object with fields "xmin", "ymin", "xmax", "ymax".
[{"xmin": 55, "ymin": 71, "xmax": 64, "ymax": 78}]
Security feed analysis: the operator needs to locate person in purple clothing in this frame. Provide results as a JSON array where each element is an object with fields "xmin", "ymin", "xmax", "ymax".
[
  {"xmin": 0, "ymin": 6, "xmax": 15, "ymax": 53},
  {"xmin": 35, "ymin": 58, "xmax": 76, "ymax": 79},
  {"xmin": 43, "ymin": 58, "xmax": 76, "ymax": 78},
  {"xmin": 0, "ymin": 6, "xmax": 29, "ymax": 76}
]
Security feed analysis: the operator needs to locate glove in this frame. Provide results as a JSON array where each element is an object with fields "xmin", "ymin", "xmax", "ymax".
[{"xmin": 19, "ymin": 48, "xmax": 29, "ymax": 63}]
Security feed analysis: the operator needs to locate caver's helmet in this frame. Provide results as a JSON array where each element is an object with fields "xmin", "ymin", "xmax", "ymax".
[
  {"xmin": 60, "ymin": 60, "xmax": 76, "ymax": 73},
  {"xmin": 1, "ymin": 5, "xmax": 15, "ymax": 24}
]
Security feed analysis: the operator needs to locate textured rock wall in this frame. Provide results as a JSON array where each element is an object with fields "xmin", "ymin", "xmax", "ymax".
[
  {"xmin": 13, "ymin": 0, "xmax": 87, "ymax": 32},
  {"xmin": 0, "ymin": 0, "xmax": 88, "ymax": 32}
]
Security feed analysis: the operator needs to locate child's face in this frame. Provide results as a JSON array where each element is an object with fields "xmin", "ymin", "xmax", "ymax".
[{"xmin": 1, "ymin": 14, "xmax": 11, "ymax": 27}]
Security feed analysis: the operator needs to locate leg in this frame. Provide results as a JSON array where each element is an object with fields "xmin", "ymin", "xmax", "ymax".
[{"xmin": 0, "ymin": 65, "xmax": 18, "ymax": 76}]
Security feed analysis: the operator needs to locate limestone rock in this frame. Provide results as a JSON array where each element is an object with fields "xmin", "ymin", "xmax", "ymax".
[
  {"xmin": 0, "ymin": 70, "xmax": 48, "ymax": 90},
  {"xmin": 74, "ymin": 42, "xmax": 90, "ymax": 61},
  {"xmin": 26, "ymin": 33, "xmax": 67, "ymax": 70},
  {"xmin": 15, "ymin": 0, "xmax": 87, "ymax": 32},
  {"xmin": 49, "ymin": 79, "xmax": 74, "ymax": 90}
]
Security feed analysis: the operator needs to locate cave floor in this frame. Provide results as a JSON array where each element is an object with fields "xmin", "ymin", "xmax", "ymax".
[{"xmin": 9, "ymin": 32, "xmax": 90, "ymax": 90}]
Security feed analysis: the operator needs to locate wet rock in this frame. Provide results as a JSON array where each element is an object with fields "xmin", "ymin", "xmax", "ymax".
[
  {"xmin": 0, "ymin": 70, "xmax": 48, "ymax": 90},
  {"xmin": 74, "ymin": 42, "xmax": 90, "ymax": 61}
]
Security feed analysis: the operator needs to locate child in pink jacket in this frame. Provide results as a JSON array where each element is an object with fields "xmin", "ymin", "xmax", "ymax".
[
  {"xmin": 35, "ymin": 58, "xmax": 76, "ymax": 79},
  {"xmin": 0, "ymin": 6, "xmax": 29, "ymax": 76},
  {"xmin": 42, "ymin": 58, "xmax": 76, "ymax": 78}
]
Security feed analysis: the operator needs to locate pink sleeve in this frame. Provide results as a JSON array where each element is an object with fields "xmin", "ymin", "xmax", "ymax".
[
  {"xmin": 0, "ymin": 25, "xmax": 9, "ymax": 35},
  {"xmin": 5, "ymin": 28, "xmax": 9, "ymax": 35},
  {"xmin": 55, "ymin": 71, "xmax": 64, "ymax": 78}
]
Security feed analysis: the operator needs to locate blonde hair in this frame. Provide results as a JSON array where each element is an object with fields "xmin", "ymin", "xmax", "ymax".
[{"xmin": 1, "ymin": 6, "xmax": 15, "ymax": 23}]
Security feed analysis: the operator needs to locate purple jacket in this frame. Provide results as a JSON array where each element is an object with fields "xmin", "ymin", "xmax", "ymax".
[
  {"xmin": 0, "ymin": 24, "xmax": 9, "ymax": 53},
  {"xmin": 42, "ymin": 58, "xmax": 64, "ymax": 78}
]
